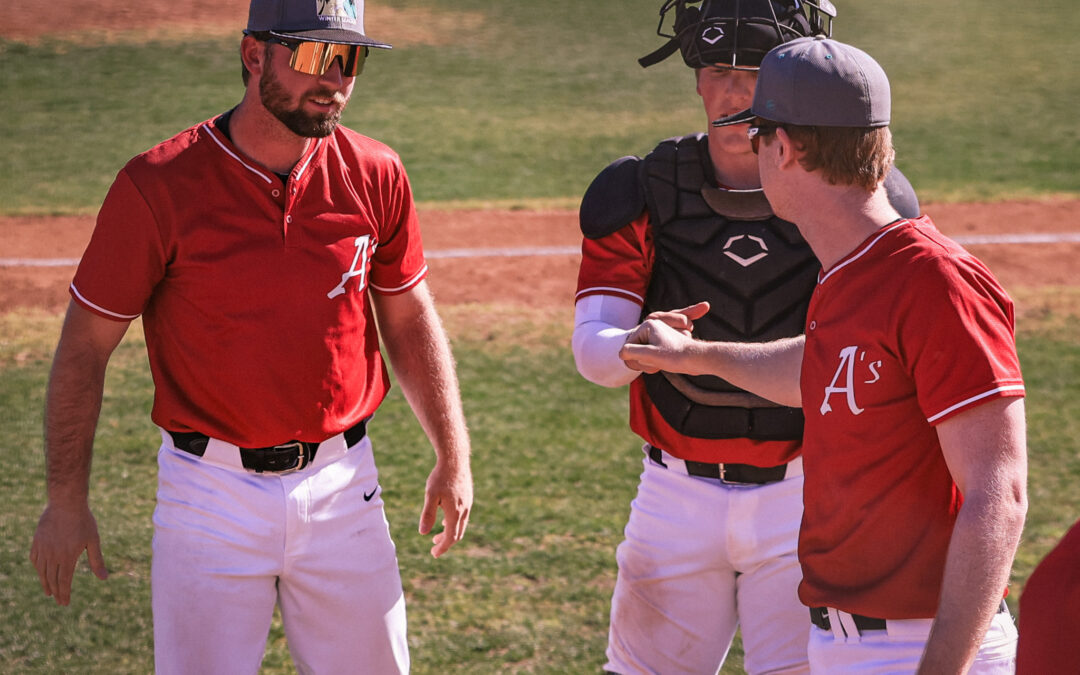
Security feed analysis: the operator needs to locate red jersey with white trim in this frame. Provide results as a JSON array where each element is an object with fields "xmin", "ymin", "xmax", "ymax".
[
  {"xmin": 797, "ymin": 216, "xmax": 1025, "ymax": 618},
  {"xmin": 71, "ymin": 116, "xmax": 427, "ymax": 447},
  {"xmin": 576, "ymin": 213, "xmax": 801, "ymax": 465}
]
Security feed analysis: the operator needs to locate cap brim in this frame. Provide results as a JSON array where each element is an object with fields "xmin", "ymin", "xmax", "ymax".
[
  {"xmin": 270, "ymin": 29, "xmax": 392, "ymax": 49},
  {"xmin": 711, "ymin": 108, "xmax": 755, "ymax": 128}
]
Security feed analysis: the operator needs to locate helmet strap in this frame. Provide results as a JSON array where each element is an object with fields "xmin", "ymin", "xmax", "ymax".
[{"xmin": 638, "ymin": 38, "xmax": 681, "ymax": 68}]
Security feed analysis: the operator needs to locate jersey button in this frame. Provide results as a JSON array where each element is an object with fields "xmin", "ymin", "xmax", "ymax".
[
  {"xmin": 286, "ymin": 215, "xmax": 293, "ymax": 224},
  {"xmin": 272, "ymin": 189, "xmax": 281, "ymax": 197}
]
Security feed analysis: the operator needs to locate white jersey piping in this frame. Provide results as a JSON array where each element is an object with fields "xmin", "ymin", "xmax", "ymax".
[
  {"xmin": 293, "ymin": 139, "xmax": 322, "ymax": 181},
  {"xmin": 819, "ymin": 221, "xmax": 908, "ymax": 285},
  {"xmin": 371, "ymin": 265, "xmax": 428, "ymax": 294},
  {"xmin": 200, "ymin": 123, "xmax": 273, "ymax": 185},
  {"xmin": 926, "ymin": 384, "xmax": 1026, "ymax": 424},
  {"xmin": 70, "ymin": 283, "xmax": 141, "ymax": 320}
]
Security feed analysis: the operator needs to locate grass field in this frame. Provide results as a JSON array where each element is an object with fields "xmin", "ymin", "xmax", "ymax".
[
  {"xmin": 2, "ymin": 305, "xmax": 1078, "ymax": 673},
  {"xmin": 1, "ymin": 0, "xmax": 1077, "ymax": 213},
  {"xmin": 2, "ymin": 0, "xmax": 1078, "ymax": 673}
]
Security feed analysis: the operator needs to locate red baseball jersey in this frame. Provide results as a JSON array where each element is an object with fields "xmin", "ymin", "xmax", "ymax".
[
  {"xmin": 71, "ymin": 117, "xmax": 427, "ymax": 447},
  {"xmin": 797, "ymin": 217, "xmax": 1025, "ymax": 618},
  {"xmin": 576, "ymin": 214, "xmax": 801, "ymax": 466},
  {"xmin": 1017, "ymin": 518, "xmax": 1080, "ymax": 674}
]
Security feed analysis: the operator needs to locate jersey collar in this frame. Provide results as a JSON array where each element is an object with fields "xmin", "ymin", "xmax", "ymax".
[
  {"xmin": 818, "ymin": 219, "xmax": 908, "ymax": 285},
  {"xmin": 201, "ymin": 118, "xmax": 327, "ymax": 186}
]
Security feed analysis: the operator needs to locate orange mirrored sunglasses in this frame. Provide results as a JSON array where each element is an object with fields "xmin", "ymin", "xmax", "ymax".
[{"xmin": 264, "ymin": 35, "xmax": 368, "ymax": 77}]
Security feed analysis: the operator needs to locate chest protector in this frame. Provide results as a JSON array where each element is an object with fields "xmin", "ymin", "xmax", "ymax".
[{"xmin": 641, "ymin": 134, "xmax": 818, "ymax": 441}]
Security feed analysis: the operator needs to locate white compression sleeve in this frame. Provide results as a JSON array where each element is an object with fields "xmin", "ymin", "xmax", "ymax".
[{"xmin": 572, "ymin": 294, "xmax": 643, "ymax": 388}]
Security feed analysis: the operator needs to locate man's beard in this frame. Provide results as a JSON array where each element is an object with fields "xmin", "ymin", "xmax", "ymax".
[{"xmin": 259, "ymin": 65, "xmax": 345, "ymax": 138}]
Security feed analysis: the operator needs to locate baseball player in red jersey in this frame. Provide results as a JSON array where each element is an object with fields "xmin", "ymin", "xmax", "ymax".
[
  {"xmin": 573, "ymin": 2, "xmax": 919, "ymax": 672},
  {"xmin": 621, "ymin": 37, "xmax": 1027, "ymax": 674},
  {"xmin": 1017, "ymin": 518, "xmax": 1080, "ymax": 674},
  {"xmin": 28, "ymin": 0, "xmax": 472, "ymax": 672}
]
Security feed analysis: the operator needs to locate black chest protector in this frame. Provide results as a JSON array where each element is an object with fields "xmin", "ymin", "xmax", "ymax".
[{"xmin": 640, "ymin": 133, "xmax": 818, "ymax": 441}]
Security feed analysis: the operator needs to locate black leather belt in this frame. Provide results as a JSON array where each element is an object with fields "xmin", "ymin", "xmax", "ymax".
[
  {"xmin": 810, "ymin": 599, "xmax": 1009, "ymax": 634},
  {"xmin": 648, "ymin": 445, "xmax": 788, "ymax": 484},
  {"xmin": 167, "ymin": 417, "xmax": 369, "ymax": 474}
]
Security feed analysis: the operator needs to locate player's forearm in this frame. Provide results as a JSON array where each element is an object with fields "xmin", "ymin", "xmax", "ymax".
[
  {"xmin": 42, "ymin": 303, "xmax": 129, "ymax": 507},
  {"xmin": 917, "ymin": 486, "xmax": 1026, "ymax": 673},
  {"xmin": 377, "ymin": 293, "xmax": 470, "ymax": 467},
  {"xmin": 620, "ymin": 316, "xmax": 804, "ymax": 405},
  {"xmin": 398, "ymin": 342, "xmax": 471, "ymax": 469},
  {"xmin": 572, "ymin": 295, "xmax": 642, "ymax": 388},
  {"xmin": 572, "ymin": 321, "xmax": 639, "ymax": 387},
  {"xmin": 685, "ymin": 336, "xmax": 804, "ymax": 407},
  {"xmin": 43, "ymin": 338, "xmax": 110, "ymax": 507}
]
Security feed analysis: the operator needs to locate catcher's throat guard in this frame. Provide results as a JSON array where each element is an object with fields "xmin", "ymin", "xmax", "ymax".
[{"xmin": 639, "ymin": 0, "xmax": 837, "ymax": 70}]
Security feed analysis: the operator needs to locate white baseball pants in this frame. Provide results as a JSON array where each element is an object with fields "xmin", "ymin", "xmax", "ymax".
[
  {"xmin": 151, "ymin": 430, "xmax": 408, "ymax": 674},
  {"xmin": 808, "ymin": 610, "xmax": 1017, "ymax": 673},
  {"xmin": 605, "ymin": 447, "xmax": 808, "ymax": 675}
]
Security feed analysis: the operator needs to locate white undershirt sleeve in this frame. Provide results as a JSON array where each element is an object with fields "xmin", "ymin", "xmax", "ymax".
[{"xmin": 572, "ymin": 294, "xmax": 643, "ymax": 388}]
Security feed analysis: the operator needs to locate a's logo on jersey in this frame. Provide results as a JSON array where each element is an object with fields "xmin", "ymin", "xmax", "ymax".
[
  {"xmin": 819, "ymin": 345, "xmax": 885, "ymax": 416},
  {"xmin": 327, "ymin": 235, "xmax": 375, "ymax": 299},
  {"xmin": 821, "ymin": 345, "xmax": 864, "ymax": 416},
  {"xmin": 723, "ymin": 234, "xmax": 769, "ymax": 267},
  {"xmin": 317, "ymin": 0, "xmax": 357, "ymax": 20},
  {"xmin": 702, "ymin": 26, "xmax": 725, "ymax": 45}
]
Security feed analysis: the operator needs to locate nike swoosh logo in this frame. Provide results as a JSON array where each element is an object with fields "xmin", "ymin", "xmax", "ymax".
[{"xmin": 363, "ymin": 486, "xmax": 379, "ymax": 502}]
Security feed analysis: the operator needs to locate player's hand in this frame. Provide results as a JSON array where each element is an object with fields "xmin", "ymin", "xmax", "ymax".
[
  {"xmin": 642, "ymin": 301, "xmax": 710, "ymax": 336},
  {"xmin": 29, "ymin": 503, "xmax": 109, "ymax": 606},
  {"xmin": 620, "ymin": 316, "xmax": 701, "ymax": 374},
  {"xmin": 621, "ymin": 303, "xmax": 709, "ymax": 373},
  {"xmin": 419, "ymin": 458, "xmax": 473, "ymax": 559}
]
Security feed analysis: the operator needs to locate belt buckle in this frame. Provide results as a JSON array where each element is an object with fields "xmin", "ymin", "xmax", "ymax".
[
  {"xmin": 717, "ymin": 463, "xmax": 730, "ymax": 483},
  {"xmin": 260, "ymin": 441, "xmax": 312, "ymax": 473}
]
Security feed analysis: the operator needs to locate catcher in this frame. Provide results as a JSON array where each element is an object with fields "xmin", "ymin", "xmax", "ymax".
[{"xmin": 572, "ymin": 1, "xmax": 918, "ymax": 672}]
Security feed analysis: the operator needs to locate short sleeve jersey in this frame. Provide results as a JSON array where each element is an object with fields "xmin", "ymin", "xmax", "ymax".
[
  {"xmin": 576, "ymin": 213, "xmax": 801, "ymax": 466},
  {"xmin": 797, "ymin": 216, "xmax": 1025, "ymax": 618},
  {"xmin": 71, "ymin": 117, "xmax": 427, "ymax": 447}
]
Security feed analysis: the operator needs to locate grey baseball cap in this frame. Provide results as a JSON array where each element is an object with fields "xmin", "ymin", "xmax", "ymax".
[
  {"xmin": 713, "ymin": 36, "xmax": 889, "ymax": 128},
  {"xmin": 247, "ymin": 0, "xmax": 392, "ymax": 49}
]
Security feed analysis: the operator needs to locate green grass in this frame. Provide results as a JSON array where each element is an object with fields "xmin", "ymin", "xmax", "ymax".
[
  {"xmin": 1, "ymin": 300, "xmax": 1077, "ymax": 673},
  {"xmin": 1, "ymin": 1, "xmax": 1078, "ymax": 671},
  {"xmin": 842, "ymin": 1, "xmax": 1080, "ymax": 201},
  {"xmin": 1010, "ymin": 311, "xmax": 1080, "ymax": 581},
  {"xmin": 0, "ymin": 309, "xmax": 638, "ymax": 673},
  {"xmin": 1, "ymin": 0, "xmax": 1077, "ymax": 214}
]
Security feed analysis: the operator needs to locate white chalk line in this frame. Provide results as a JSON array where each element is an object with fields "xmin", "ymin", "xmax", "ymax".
[
  {"xmin": 2, "ymin": 233, "xmax": 1079, "ymax": 268},
  {"xmin": 951, "ymin": 233, "xmax": 1080, "ymax": 245}
]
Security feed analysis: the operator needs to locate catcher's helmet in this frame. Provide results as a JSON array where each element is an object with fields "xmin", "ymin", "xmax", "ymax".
[{"xmin": 639, "ymin": 0, "xmax": 837, "ymax": 70}]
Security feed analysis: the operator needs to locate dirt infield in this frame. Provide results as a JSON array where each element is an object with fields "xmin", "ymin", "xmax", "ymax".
[{"xmin": 2, "ymin": 199, "xmax": 1078, "ymax": 316}]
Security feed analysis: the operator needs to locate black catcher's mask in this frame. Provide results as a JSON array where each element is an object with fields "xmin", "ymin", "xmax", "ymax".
[{"xmin": 639, "ymin": 0, "xmax": 837, "ymax": 70}]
